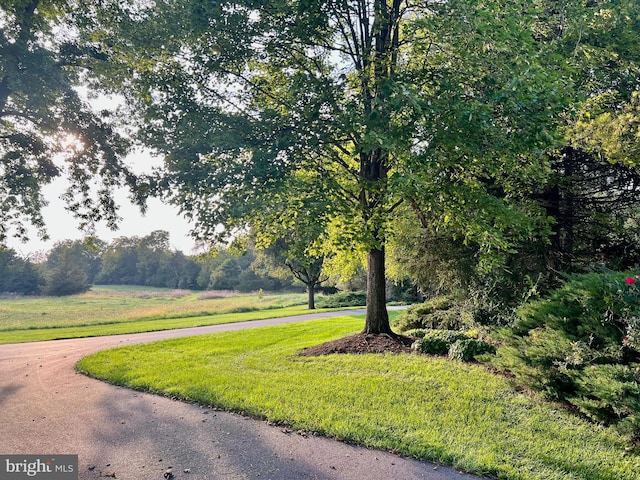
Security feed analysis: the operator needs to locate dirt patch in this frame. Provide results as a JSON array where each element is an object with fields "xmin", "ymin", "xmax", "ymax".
[{"xmin": 300, "ymin": 333, "xmax": 416, "ymax": 356}]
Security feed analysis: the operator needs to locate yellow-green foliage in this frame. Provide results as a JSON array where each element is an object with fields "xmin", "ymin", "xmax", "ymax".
[{"xmin": 394, "ymin": 296, "xmax": 472, "ymax": 332}]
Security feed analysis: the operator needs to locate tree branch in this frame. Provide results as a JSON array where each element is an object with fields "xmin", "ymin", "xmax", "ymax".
[
  {"xmin": 386, "ymin": 197, "xmax": 404, "ymax": 214},
  {"xmin": 0, "ymin": 77, "xmax": 11, "ymax": 114},
  {"xmin": 409, "ymin": 198, "xmax": 430, "ymax": 229}
]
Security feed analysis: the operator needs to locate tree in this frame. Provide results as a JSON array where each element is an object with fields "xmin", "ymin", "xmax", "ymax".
[
  {"xmin": 0, "ymin": 248, "xmax": 42, "ymax": 295},
  {"xmin": 530, "ymin": 0, "xmax": 640, "ymax": 273},
  {"xmin": 204, "ymin": 246, "xmax": 285, "ymax": 292},
  {"xmin": 207, "ymin": 255, "xmax": 241, "ymax": 291},
  {"xmin": 250, "ymin": 169, "xmax": 331, "ymax": 309},
  {"xmin": 96, "ymin": 236, "xmax": 139, "ymax": 285},
  {"xmin": 536, "ymin": 147, "xmax": 640, "ymax": 272},
  {"xmin": 0, "ymin": 1, "xmax": 138, "ymax": 245},
  {"xmin": 82, "ymin": 0, "xmax": 569, "ymax": 334},
  {"xmin": 170, "ymin": 251, "xmax": 202, "ymax": 289},
  {"xmin": 253, "ymin": 239, "xmax": 328, "ymax": 309},
  {"xmin": 96, "ymin": 231, "xmax": 209, "ymax": 288},
  {"xmin": 134, "ymin": 230, "xmax": 173, "ymax": 286},
  {"xmin": 42, "ymin": 241, "xmax": 92, "ymax": 296},
  {"xmin": 44, "ymin": 238, "xmax": 105, "ymax": 284},
  {"xmin": 386, "ymin": 1, "xmax": 640, "ymax": 306}
]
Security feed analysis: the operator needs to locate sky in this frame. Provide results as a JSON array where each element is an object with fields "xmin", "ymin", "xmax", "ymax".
[
  {"xmin": 6, "ymin": 87, "xmax": 202, "ymax": 258},
  {"xmin": 7, "ymin": 185, "xmax": 199, "ymax": 257},
  {"xmin": 6, "ymin": 152, "xmax": 199, "ymax": 258}
]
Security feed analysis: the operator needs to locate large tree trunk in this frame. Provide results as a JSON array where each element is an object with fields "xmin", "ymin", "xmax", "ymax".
[
  {"xmin": 0, "ymin": 76, "xmax": 11, "ymax": 114},
  {"xmin": 307, "ymin": 283, "xmax": 316, "ymax": 310},
  {"xmin": 363, "ymin": 246, "xmax": 392, "ymax": 334},
  {"xmin": 541, "ymin": 147, "xmax": 578, "ymax": 272}
]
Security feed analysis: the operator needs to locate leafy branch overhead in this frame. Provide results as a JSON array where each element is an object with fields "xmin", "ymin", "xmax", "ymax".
[
  {"xmin": 0, "ymin": 0, "xmax": 140, "ymax": 244},
  {"xmin": 4, "ymin": 0, "xmax": 638, "ymax": 333},
  {"xmin": 79, "ymin": 0, "xmax": 574, "ymax": 333}
]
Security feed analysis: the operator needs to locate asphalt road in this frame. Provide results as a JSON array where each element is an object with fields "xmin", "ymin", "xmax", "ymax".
[{"xmin": 0, "ymin": 309, "xmax": 484, "ymax": 480}]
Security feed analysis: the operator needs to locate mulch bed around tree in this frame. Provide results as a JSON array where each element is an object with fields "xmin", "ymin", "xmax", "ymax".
[{"xmin": 300, "ymin": 333, "xmax": 416, "ymax": 356}]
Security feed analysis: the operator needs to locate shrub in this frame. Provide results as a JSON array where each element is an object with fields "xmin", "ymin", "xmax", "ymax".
[
  {"xmin": 0, "ymin": 248, "xmax": 42, "ymax": 295},
  {"xmin": 411, "ymin": 329, "xmax": 469, "ymax": 355},
  {"xmin": 466, "ymin": 290, "xmax": 518, "ymax": 327},
  {"xmin": 317, "ymin": 290, "xmax": 367, "ymax": 308},
  {"xmin": 568, "ymin": 364, "xmax": 640, "ymax": 430},
  {"xmin": 492, "ymin": 271, "xmax": 640, "ymax": 441},
  {"xmin": 403, "ymin": 328, "xmax": 428, "ymax": 338},
  {"xmin": 448, "ymin": 339, "xmax": 496, "ymax": 362},
  {"xmin": 490, "ymin": 327, "xmax": 582, "ymax": 398},
  {"xmin": 43, "ymin": 263, "xmax": 90, "ymax": 296},
  {"xmin": 394, "ymin": 296, "xmax": 472, "ymax": 332},
  {"xmin": 412, "ymin": 337, "xmax": 448, "ymax": 355}
]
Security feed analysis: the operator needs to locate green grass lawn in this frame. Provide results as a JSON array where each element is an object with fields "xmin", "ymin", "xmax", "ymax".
[
  {"xmin": 0, "ymin": 286, "xmax": 335, "ymax": 343},
  {"xmin": 77, "ymin": 313, "xmax": 640, "ymax": 480}
]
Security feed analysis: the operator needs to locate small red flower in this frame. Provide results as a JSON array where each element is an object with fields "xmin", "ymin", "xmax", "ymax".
[{"xmin": 625, "ymin": 277, "xmax": 636, "ymax": 285}]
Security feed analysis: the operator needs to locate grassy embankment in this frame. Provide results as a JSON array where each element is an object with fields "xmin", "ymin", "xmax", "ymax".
[
  {"xmin": 0, "ymin": 285, "xmax": 344, "ymax": 343},
  {"xmin": 7, "ymin": 285, "xmax": 638, "ymax": 478},
  {"xmin": 77, "ymin": 311, "xmax": 640, "ymax": 480}
]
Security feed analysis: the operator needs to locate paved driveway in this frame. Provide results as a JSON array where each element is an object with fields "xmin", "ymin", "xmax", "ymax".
[{"xmin": 0, "ymin": 310, "xmax": 483, "ymax": 480}]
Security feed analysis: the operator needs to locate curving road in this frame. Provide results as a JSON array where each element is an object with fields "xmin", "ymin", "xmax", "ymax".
[{"xmin": 0, "ymin": 309, "xmax": 483, "ymax": 480}]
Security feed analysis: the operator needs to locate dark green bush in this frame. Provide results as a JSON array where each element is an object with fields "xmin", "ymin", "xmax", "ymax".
[
  {"xmin": 448, "ymin": 339, "xmax": 496, "ymax": 362},
  {"xmin": 492, "ymin": 271, "xmax": 640, "ymax": 441},
  {"xmin": 568, "ymin": 364, "xmax": 640, "ymax": 432},
  {"xmin": 317, "ymin": 290, "xmax": 367, "ymax": 308},
  {"xmin": 411, "ymin": 329, "xmax": 469, "ymax": 355},
  {"xmin": 0, "ymin": 248, "xmax": 42, "ymax": 295},
  {"xmin": 412, "ymin": 337, "xmax": 449, "ymax": 355},
  {"xmin": 394, "ymin": 296, "xmax": 472, "ymax": 332},
  {"xmin": 490, "ymin": 327, "xmax": 581, "ymax": 398}
]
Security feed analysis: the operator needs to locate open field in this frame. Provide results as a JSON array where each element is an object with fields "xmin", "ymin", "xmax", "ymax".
[
  {"xmin": 0, "ymin": 286, "xmax": 342, "ymax": 343},
  {"xmin": 77, "ymin": 313, "xmax": 640, "ymax": 480}
]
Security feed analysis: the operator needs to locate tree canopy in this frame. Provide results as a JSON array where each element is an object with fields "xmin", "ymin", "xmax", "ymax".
[
  {"xmin": 5, "ymin": 1, "xmax": 636, "ymax": 329},
  {"xmin": 79, "ymin": 0, "xmax": 576, "ymax": 333},
  {"xmin": 0, "ymin": 0, "xmax": 139, "ymax": 244},
  {"xmin": 387, "ymin": 0, "xmax": 640, "ymax": 299},
  {"xmin": 0, "ymin": 247, "xmax": 41, "ymax": 295}
]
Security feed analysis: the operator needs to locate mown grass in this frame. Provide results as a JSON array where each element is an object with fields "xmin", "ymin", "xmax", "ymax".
[
  {"xmin": 77, "ymin": 313, "xmax": 640, "ymax": 480},
  {"xmin": 0, "ymin": 286, "xmax": 337, "ymax": 344},
  {"xmin": 0, "ymin": 285, "xmax": 308, "ymax": 330}
]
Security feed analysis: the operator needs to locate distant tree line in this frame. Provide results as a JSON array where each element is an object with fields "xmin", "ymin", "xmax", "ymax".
[{"xmin": 0, "ymin": 231, "xmax": 301, "ymax": 296}]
